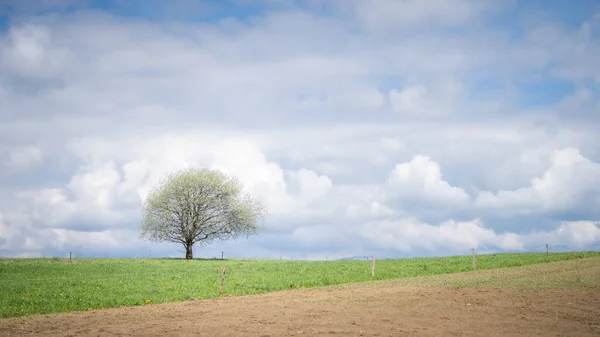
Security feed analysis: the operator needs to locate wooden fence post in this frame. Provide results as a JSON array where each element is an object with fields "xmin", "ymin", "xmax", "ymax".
[
  {"xmin": 472, "ymin": 248, "xmax": 476, "ymax": 270},
  {"xmin": 219, "ymin": 266, "xmax": 227, "ymax": 296},
  {"xmin": 371, "ymin": 255, "xmax": 376, "ymax": 277},
  {"xmin": 69, "ymin": 252, "xmax": 72, "ymax": 263},
  {"xmin": 546, "ymin": 244, "xmax": 549, "ymax": 258}
]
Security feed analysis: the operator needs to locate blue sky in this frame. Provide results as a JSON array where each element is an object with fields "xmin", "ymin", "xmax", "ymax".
[{"xmin": 0, "ymin": 0, "xmax": 599, "ymax": 259}]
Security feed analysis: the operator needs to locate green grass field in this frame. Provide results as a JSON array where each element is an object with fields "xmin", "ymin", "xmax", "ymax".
[{"xmin": 0, "ymin": 251, "xmax": 598, "ymax": 318}]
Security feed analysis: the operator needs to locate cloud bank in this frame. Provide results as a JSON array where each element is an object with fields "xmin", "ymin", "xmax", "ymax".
[{"xmin": 1, "ymin": 0, "xmax": 599, "ymax": 259}]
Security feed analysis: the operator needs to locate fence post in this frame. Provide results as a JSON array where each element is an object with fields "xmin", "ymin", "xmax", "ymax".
[
  {"xmin": 69, "ymin": 252, "xmax": 72, "ymax": 263},
  {"xmin": 472, "ymin": 248, "xmax": 476, "ymax": 270},
  {"xmin": 371, "ymin": 255, "xmax": 376, "ymax": 277},
  {"xmin": 221, "ymin": 251, "xmax": 224, "ymax": 260},
  {"xmin": 219, "ymin": 266, "xmax": 227, "ymax": 296},
  {"xmin": 546, "ymin": 244, "xmax": 549, "ymax": 258}
]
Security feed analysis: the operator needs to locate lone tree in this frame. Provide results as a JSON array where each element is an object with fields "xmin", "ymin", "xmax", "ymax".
[{"xmin": 140, "ymin": 168, "xmax": 267, "ymax": 259}]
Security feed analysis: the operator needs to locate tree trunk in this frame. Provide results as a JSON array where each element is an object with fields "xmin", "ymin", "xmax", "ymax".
[{"xmin": 185, "ymin": 244, "xmax": 193, "ymax": 260}]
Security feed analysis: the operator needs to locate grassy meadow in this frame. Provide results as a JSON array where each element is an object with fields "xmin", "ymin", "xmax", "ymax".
[{"xmin": 1, "ymin": 251, "xmax": 599, "ymax": 318}]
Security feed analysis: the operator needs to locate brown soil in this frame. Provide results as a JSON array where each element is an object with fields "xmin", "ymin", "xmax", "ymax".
[{"xmin": 2, "ymin": 258, "xmax": 600, "ymax": 337}]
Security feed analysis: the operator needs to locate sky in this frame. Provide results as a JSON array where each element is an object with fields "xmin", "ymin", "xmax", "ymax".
[{"xmin": 0, "ymin": 0, "xmax": 599, "ymax": 260}]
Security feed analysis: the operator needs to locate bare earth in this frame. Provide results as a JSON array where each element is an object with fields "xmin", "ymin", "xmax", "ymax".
[{"xmin": 2, "ymin": 258, "xmax": 600, "ymax": 337}]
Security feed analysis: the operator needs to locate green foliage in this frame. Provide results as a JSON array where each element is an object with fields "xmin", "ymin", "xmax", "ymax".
[{"xmin": 0, "ymin": 251, "xmax": 598, "ymax": 318}]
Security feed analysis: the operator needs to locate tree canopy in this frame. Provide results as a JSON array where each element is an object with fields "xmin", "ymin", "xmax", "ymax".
[{"xmin": 140, "ymin": 168, "xmax": 267, "ymax": 259}]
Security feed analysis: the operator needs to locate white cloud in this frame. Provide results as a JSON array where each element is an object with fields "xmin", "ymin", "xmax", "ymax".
[
  {"xmin": 390, "ymin": 85, "xmax": 430, "ymax": 115},
  {"xmin": 521, "ymin": 221, "xmax": 600, "ymax": 249},
  {"xmin": 289, "ymin": 168, "xmax": 333, "ymax": 202},
  {"xmin": 7, "ymin": 146, "xmax": 43, "ymax": 168},
  {"xmin": 548, "ymin": 20, "xmax": 600, "ymax": 85},
  {"xmin": 67, "ymin": 162, "xmax": 122, "ymax": 209},
  {"xmin": 389, "ymin": 81, "xmax": 463, "ymax": 117},
  {"xmin": 210, "ymin": 139, "xmax": 292, "ymax": 213},
  {"xmin": 0, "ymin": 1, "xmax": 599, "ymax": 258},
  {"xmin": 475, "ymin": 148, "xmax": 600, "ymax": 212},
  {"xmin": 52, "ymin": 228, "xmax": 123, "ymax": 250},
  {"xmin": 0, "ymin": 207, "xmax": 159, "ymax": 258},
  {"xmin": 1, "ymin": 23, "xmax": 69, "ymax": 79},
  {"xmin": 361, "ymin": 218, "xmax": 524, "ymax": 253},
  {"xmin": 11, "ymin": 134, "xmax": 338, "ymax": 228},
  {"xmin": 385, "ymin": 155, "xmax": 471, "ymax": 206},
  {"xmin": 16, "ymin": 161, "xmax": 144, "ymax": 229},
  {"xmin": 6, "ymin": 137, "xmax": 600, "ymax": 256},
  {"xmin": 360, "ymin": 218, "xmax": 600, "ymax": 255}
]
